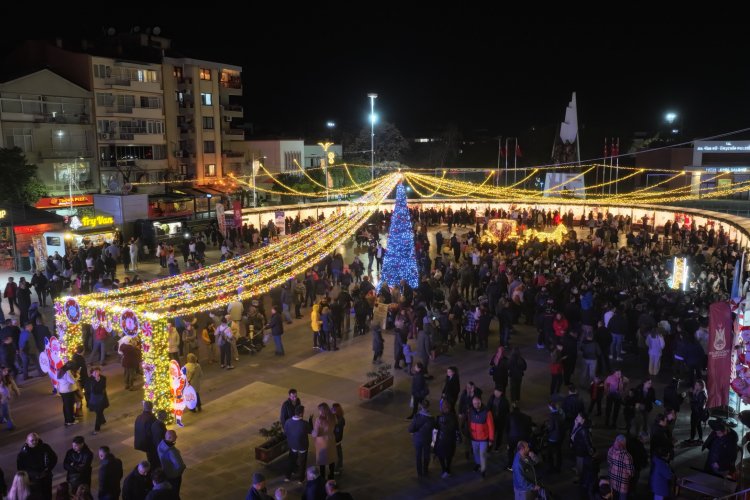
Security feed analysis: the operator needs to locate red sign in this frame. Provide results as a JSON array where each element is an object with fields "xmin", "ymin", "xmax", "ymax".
[
  {"xmin": 35, "ymin": 195, "xmax": 94, "ymax": 209},
  {"xmin": 708, "ymin": 301, "xmax": 733, "ymax": 408},
  {"xmin": 233, "ymin": 200, "xmax": 243, "ymax": 229}
]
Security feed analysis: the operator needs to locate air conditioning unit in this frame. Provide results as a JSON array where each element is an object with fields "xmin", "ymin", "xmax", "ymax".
[
  {"xmin": 224, "ymin": 116, "xmax": 232, "ymax": 122},
  {"xmin": 99, "ymin": 133, "xmax": 111, "ymax": 140}
]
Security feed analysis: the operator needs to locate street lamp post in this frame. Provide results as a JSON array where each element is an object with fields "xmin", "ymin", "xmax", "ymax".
[
  {"xmin": 368, "ymin": 93, "xmax": 378, "ymax": 181},
  {"xmin": 318, "ymin": 142, "xmax": 333, "ymax": 202}
]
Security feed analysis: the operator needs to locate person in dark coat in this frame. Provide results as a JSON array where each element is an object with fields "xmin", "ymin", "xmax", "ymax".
[
  {"xmin": 301, "ymin": 466, "xmax": 326, "ymax": 500},
  {"xmin": 490, "ymin": 346, "xmax": 509, "ymax": 392},
  {"xmin": 97, "ymin": 446, "xmax": 123, "ymax": 500},
  {"xmin": 17, "ymin": 432, "xmax": 58, "ymax": 500},
  {"xmin": 284, "ymin": 404, "xmax": 311, "ymax": 483},
  {"xmin": 145, "ymin": 469, "xmax": 178, "ymax": 500},
  {"xmin": 507, "ymin": 405, "xmax": 533, "ymax": 469},
  {"xmin": 441, "ymin": 366, "xmax": 460, "ymax": 411},
  {"xmin": 150, "ymin": 411, "xmax": 168, "ymax": 469},
  {"xmin": 487, "ymin": 388, "xmax": 510, "ymax": 452},
  {"xmin": 408, "ymin": 399, "xmax": 435, "ymax": 477},
  {"xmin": 434, "ymin": 404, "xmax": 459, "ymax": 478},
  {"xmin": 133, "ymin": 401, "xmax": 157, "ymax": 464},
  {"xmin": 87, "ymin": 366, "xmax": 109, "ymax": 434},
  {"xmin": 122, "ymin": 461, "xmax": 152, "ymax": 500},
  {"xmin": 372, "ymin": 324, "xmax": 384, "ymax": 363},
  {"xmin": 63, "ymin": 436, "xmax": 94, "ymax": 494},
  {"xmin": 245, "ymin": 472, "xmax": 272, "ymax": 500},
  {"xmin": 703, "ymin": 420, "xmax": 740, "ymax": 475},
  {"xmin": 508, "ymin": 347, "xmax": 527, "ymax": 403},
  {"xmin": 264, "ymin": 305, "xmax": 285, "ymax": 355},
  {"xmin": 407, "ymin": 362, "xmax": 429, "ymax": 420},
  {"xmin": 280, "ymin": 389, "xmax": 301, "ymax": 427}
]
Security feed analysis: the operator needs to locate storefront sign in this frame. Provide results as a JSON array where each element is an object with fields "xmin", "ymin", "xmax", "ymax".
[
  {"xmin": 69, "ymin": 215, "xmax": 114, "ymax": 230},
  {"xmin": 0, "ymin": 209, "xmax": 6, "ymax": 219},
  {"xmin": 696, "ymin": 141, "xmax": 750, "ymax": 152},
  {"xmin": 705, "ymin": 167, "xmax": 749, "ymax": 173},
  {"xmin": 35, "ymin": 195, "xmax": 94, "ymax": 209}
]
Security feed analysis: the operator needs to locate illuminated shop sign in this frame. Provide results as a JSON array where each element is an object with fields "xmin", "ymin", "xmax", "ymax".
[
  {"xmin": 696, "ymin": 142, "xmax": 750, "ymax": 153},
  {"xmin": 69, "ymin": 215, "xmax": 115, "ymax": 230},
  {"xmin": 705, "ymin": 167, "xmax": 749, "ymax": 173}
]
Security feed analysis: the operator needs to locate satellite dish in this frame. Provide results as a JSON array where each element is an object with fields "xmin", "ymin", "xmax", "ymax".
[
  {"xmin": 107, "ymin": 27, "xmax": 116, "ymax": 36},
  {"xmin": 153, "ymin": 26, "xmax": 161, "ymax": 36},
  {"xmin": 133, "ymin": 26, "xmax": 141, "ymax": 33}
]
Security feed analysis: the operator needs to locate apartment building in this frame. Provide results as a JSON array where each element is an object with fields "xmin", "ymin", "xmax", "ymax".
[
  {"xmin": 92, "ymin": 56, "xmax": 168, "ymax": 192},
  {"xmin": 0, "ymin": 69, "xmax": 96, "ymax": 195},
  {"xmin": 162, "ymin": 57, "xmax": 244, "ymax": 184}
]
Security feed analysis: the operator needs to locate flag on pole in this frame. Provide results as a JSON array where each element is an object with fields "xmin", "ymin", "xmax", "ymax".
[
  {"xmin": 500, "ymin": 147, "xmax": 507, "ymax": 157},
  {"xmin": 603, "ymin": 137, "xmax": 609, "ymax": 159},
  {"xmin": 611, "ymin": 138, "xmax": 619, "ymax": 157},
  {"xmin": 515, "ymin": 143, "xmax": 523, "ymax": 158},
  {"xmin": 732, "ymin": 258, "xmax": 742, "ymax": 303}
]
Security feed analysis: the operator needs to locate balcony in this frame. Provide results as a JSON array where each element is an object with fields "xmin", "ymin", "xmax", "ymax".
[
  {"xmin": 220, "ymin": 78, "xmax": 242, "ymax": 95},
  {"xmin": 222, "ymin": 129, "xmax": 244, "ymax": 141},
  {"xmin": 38, "ymin": 149, "xmax": 93, "ymax": 159},
  {"xmin": 222, "ymin": 104, "xmax": 243, "ymax": 117},
  {"xmin": 222, "ymin": 151, "xmax": 244, "ymax": 158}
]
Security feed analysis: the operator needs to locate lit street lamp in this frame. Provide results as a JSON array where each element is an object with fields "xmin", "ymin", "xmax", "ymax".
[
  {"xmin": 368, "ymin": 93, "xmax": 378, "ymax": 181},
  {"xmin": 665, "ymin": 112, "xmax": 677, "ymax": 124}
]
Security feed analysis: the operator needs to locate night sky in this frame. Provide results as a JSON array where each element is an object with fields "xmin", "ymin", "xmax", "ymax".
[{"xmin": 2, "ymin": 15, "xmax": 749, "ymax": 152}]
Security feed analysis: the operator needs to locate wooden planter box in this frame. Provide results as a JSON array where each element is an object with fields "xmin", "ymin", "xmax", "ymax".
[
  {"xmin": 255, "ymin": 437, "xmax": 289, "ymax": 464},
  {"xmin": 359, "ymin": 375, "xmax": 394, "ymax": 400}
]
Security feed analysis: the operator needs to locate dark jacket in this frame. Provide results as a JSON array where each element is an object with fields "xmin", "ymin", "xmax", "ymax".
[
  {"xmin": 284, "ymin": 416, "xmax": 311, "ymax": 451},
  {"xmin": 508, "ymin": 409, "xmax": 533, "ymax": 442},
  {"xmin": 411, "ymin": 372, "xmax": 429, "ymax": 399},
  {"xmin": 491, "ymin": 356, "xmax": 509, "ymax": 389},
  {"xmin": 87, "ymin": 375, "xmax": 109, "ymax": 411},
  {"xmin": 487, "ymin": 393, "xmax": 510, "ymax": 426},
  {"xmin": 151, "ymin": 420, "xmax": 167, "ymax": 455},
  {"xmin": 63, "ymin": 444, "xmax": 94, "ymax": 490},
  {"xmin": 301, "ymin": 475, "xmax": 326, "ymax": 500},
  {"xmin": 571, "ymin": 424, "xmax": 594, "ymax": 458},
  {"xmin": 442, "ymin": 375, "xmax": 460, "ymax": 406},
  {"xmin": 546, "ymin": 409, "xmax": 564, "ymax": 443},
  {"xmin": 408, "ymin": 411, "xmax": 435, "ymax": 445},
  {"xmin": 98, "ymin": 453, "xmax": 123, "ymax": 499},
  {"xmin": 122, "ymin": 466, "xmax": 152, "ymax": 500},
  {"xmin": 134, "ymin": 411, "xmax": 157, "ymax": 452},
  {"xmin": 508, "ymin": 354, "xmax": 527, "ymax": 380},
  {"xmin": 280, "ymin": 398, "xmax": 301, "ymax": 427},
  {"xmin": 17, "ymin": 440, "xmax": 58, "ymax": 483},
  {"xmin": 435, "ymin": 411, "xmax": 459, "ymax": 454},
  {"xmin": 145, "ymin": 482, "xmax": 178, "ymax": 500},
  {"xmin": 267, "ymin": 312, "xmax": 284, "ymax": 336}
]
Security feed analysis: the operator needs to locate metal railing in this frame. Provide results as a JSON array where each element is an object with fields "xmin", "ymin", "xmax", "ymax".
[{"xmin": 715, "ymin": 486, "xmax": 750, "ymax": 500}]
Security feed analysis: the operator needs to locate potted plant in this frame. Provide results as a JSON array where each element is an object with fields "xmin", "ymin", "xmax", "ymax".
[
  {"xmin": 255, "ymin": 421, "xmax": 288, "ymax": 464},
  {"xmin": 359, "ymin": 363, "xmax": 394, "ymax": 400}
]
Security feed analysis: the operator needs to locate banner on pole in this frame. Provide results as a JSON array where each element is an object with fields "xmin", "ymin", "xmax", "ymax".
[
  {"xmin": 232, "ymin": 200, "xmax": 243, "ymax": 230},
  {"xmin": 708, "ymin": 301, "xmax": 733, "ymax": 408},
  {"xmin": 215, "ymin": 203, "xmax": 227, "ymax": 237},
  {"xmin": 274, "ymin": 210, "xmax": 285, "ymax": 236}
]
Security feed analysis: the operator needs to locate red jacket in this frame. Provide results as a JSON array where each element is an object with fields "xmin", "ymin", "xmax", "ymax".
[
  {"xmin": 553, "ymin": 317, "xmax": 569, "ymax": 337},
  {"xmin": 469, "ymin": 407, "xmax": 495, "ymax": 442}
]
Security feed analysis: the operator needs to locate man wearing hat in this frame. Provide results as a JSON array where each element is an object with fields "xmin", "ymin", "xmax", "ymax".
[
  {"xmin": 246, "ymin": 472, "xmax": 272, "ymax": 500},
  {"xmin": 702, "ymin": 420, "xmax": 739, "ymax": 477}
]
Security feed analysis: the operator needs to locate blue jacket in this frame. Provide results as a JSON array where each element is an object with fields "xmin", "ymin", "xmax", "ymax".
[
  {"xmin": 512, "ymin": 452, "xmax": 536, "ymax": 492},
  {"xmin": 649, "ymin": 456, "xmax": 673, "ymax": 496}
]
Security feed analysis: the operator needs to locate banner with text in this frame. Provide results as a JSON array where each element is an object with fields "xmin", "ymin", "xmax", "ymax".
[
  {"xmin": 275, "ymin": 210, "xmax": 285, "ymax": 236},
  {"xmin": 215, "ymin": 203, "xmax": 227, "ymax": 237},
  {"xmin": 708, "ymin": 301, "xmax": 733, "ymax": 408}
]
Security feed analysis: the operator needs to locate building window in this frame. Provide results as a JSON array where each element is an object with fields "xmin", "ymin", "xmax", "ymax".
[
  {"xmin": 140, "ymin": 96, "xmax": 161, "ymax": 109},
  {"xmin": 4, "ymin": 128, "xmax": 33, "ymax": 152},
  {"xmin": 204, "ymin": 164, "xmax": 216, "ymax": 177},
  {"xmin": 146, "ymin": 121, "xmax": 164, "ymax": 135},
  {"xmin": 136, "ymin": 69, "xmax": 159, "ymax": 83},
  {"xmin": 200, "ymin": 93, "xmax": 212, "ymax": 106},
  {"xmin": 200, "ymin": 68, "xmax": 211, "ymax": 80},
  {"xmin": 284, "ymin": 151, "xmax": 302, "ymax": 172},
  {"xmin": 96, "ymin": 93, "xmax": 114, "ymax": 107},
  {"xmin": 202, "ymin": 116, "xmax": 214, "ymax": 129},
  {"xmin": 173, "ymin": 66, "xmax": 183, "ymax": 79},
  {"xmin": 204, "ymin": 141, "xmax": 215, "ymax": 154},
  {"xmin": 93, "ymin": 64, "xmax": 111, "ymax": 78}
]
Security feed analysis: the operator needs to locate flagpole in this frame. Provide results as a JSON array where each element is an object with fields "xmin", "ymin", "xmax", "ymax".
[
  {"xmin": 496, "ymin": 136, "xmax": 502, "ymax": 187},
  {"xmin": 615, "ymin": 137, "xmax": 620, "ymax": 195},
  {"xmin": 513, "ymin": 138, "xmax": 518, "ymax": 185},
  {"xmin": 504, "ymin": 137, "xmax": 509, "ymax": 187}
]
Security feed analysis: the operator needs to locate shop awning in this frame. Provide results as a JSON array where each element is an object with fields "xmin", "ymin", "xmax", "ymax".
[
  {"xmin": 171, "ymin": 187, "xmax": 212, "ymax": 198},
  {"xmin": 0, "ymin": 204, "xmax": 65, "ymax": 227}
]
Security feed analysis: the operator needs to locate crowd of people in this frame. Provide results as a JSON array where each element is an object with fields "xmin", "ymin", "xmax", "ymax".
[{"xmin": 0, "ymin": 200, "xmax": 747, "ymax": 498}]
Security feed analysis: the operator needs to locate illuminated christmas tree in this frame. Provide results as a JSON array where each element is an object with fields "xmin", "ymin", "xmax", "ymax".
[{"xmin": 380, "ymin": 183, "xmax": 419, "ymax": 288}]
